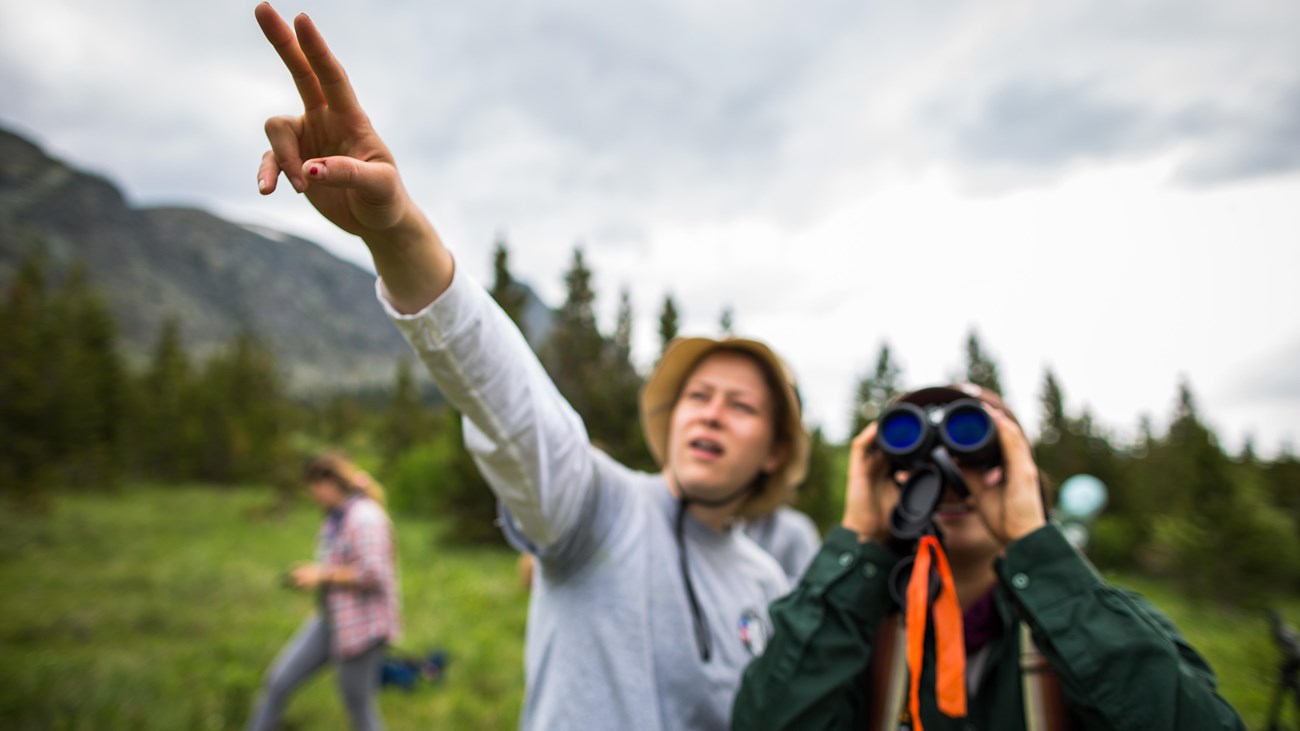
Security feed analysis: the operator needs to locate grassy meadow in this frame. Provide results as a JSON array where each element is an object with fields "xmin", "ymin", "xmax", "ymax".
[
  {"xmin": 0, "ymin": 485, "xmax": 526, "ymax": 730},
  {"xmin": 1, "ymin": 485, "xmax": 1296, "ymax": 730}
]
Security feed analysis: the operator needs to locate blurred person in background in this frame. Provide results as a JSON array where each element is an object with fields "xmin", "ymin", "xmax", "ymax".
[
  {"xmin": 731, "ymin": 385, "xmax": 1245, "ymax": 730},
  {"xmin": 251, "ymin": 6, "xmax": 808, "ymax": 729},
  {"xmin": 740, "ymin": 502, "xmax": 821, "ymax": 584},
  {"xmin": 247, "ymin": 452, "xmax": 400, "ymax": 731}
]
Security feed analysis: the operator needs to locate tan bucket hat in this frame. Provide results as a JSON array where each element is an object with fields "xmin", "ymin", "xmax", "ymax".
[{"xmin": 639, "ymin": 336, "xmax": 811, "ymax": 518}]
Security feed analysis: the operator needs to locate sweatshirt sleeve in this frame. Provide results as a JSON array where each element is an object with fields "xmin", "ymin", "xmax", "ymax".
[
  {"xmin": 998, "ymin": 524, "xmax": 1246, "ymax": 731},
  {"xmin": 732, "ymin": 526, "xmax": 903, "ymax": 731},
  {"xmin": 377, "ymin": 266, "xmax": 596, "ymax": 551}
]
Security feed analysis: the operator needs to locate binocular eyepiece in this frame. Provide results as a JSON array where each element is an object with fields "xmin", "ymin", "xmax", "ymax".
[{"xmin": 874, "ymin": 398, "xmax": 1001, "ymax": 541}]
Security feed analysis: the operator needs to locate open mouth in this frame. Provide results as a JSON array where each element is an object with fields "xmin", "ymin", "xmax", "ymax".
[{"xmin": 688, "ymin": 438, "xmax": 724, "ymax": 457}]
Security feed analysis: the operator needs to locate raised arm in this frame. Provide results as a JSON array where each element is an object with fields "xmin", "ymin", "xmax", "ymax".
[
  {"xmin": 254, "ymin": 3, "xmax": 449, "ymax": 314},
  {"xmin": 254, "ymin": 4, "xmax": 599, "ymax": 552}
]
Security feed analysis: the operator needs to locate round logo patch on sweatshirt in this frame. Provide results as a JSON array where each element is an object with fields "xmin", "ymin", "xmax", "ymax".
[{"xmin": 738, "ymin": 609, "xmax": 770, "ymax": 657}]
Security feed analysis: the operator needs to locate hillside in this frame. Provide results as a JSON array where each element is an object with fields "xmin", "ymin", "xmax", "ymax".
[{"xmin": 0, "ymin": 126, "xmax": 551, "ymax": 393}]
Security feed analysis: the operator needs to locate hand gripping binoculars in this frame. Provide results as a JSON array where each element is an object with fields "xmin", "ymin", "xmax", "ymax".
[{"xmin": 875, "ymin": 398, "xmax": 1001, "ymax": 541}]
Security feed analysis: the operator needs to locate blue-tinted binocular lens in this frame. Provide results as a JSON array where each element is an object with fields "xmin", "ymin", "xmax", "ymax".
[
  {"xmin": 875, "ymin": 398, "xmax": 999, "ymax": 469},
  {"xmin": 940, "ymin": 401, "xmax": 995, "ymax": 454},
  {"xmin": 878, "ymin": 406, "xmax": 927, "ymax": 453}
]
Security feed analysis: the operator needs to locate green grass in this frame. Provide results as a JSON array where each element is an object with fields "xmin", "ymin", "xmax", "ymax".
[
  {"xmin": 1, "ymin": 486, "xmax": 1296, "ymax": 729},
  {"xmin": 0, "ymin": 485, "xmax": 526, "ymax": 730}
]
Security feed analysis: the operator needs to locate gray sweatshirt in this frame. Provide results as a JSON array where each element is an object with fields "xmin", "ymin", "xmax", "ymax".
[{"xmin": 379, "ymin": 267, "xmax": 789, "ymax": 731}]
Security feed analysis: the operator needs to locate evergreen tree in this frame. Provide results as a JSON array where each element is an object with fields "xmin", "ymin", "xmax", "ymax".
[
  {"xmin": 658, "ymin": 294, "xmax": 680, "ymax": 356},
  {"xmin": 849, "ymin": 341, "xmax": 902, "ymax": 436},
  {"xmin": 793, "ymin": 426, "xmax": 839, "ymax": 534},
  {"xmin": 0, "ymin": 254, "xmax": 55, "ymax": 500},
  {"xmin": 1237, "ymin": 436, "xmax": 1258, "ymax": 465},
  {"xmin": 382, "ymin": 357, "xmax": 431, "ymax": 467},
  {"xmin": 1032, "ymin": 367, "xmax": 1083, "ymax": 493},
  {"xmin": 541, "ymin": 246, "xmax": 605, "ymax": 422},
  {"xmin": 138, "ymin": 317, "xmax": 196, "ymax": 481},
  {"xmin": 192, "ymin": 330, "xmax": 286, "ymax": 484},
  {"xmin": 613, "ymin": 288, "xmax": 634, "ymax": 360},
  {"xmin": 321, "ymin": 393, "xmax": 368, "ymax": 444},
  {"xmin": 1264, "ymin": 447, "xmax": 1300, "ymax": 547},
  {"xmin": 1088, "ymin": 412, "xmax": 1162, "ymax": 569},
  {"xmin": 1038, "ymin": 369, "xmax": 1067, "ymax": 446},
  {"xmin": 490, "ymin": 234, "xmax": 529, "ymax": 342},
  {"xmin": 1162, "ymin": 380, "xmax": 1227, "ymax": 514},
  {"xmin": 0, "ymin": 257, "xmax": 126, "ymax": 494},
  {"xmin": 963, "ymin": 329, "xmax": 1003, "ymax": 394},
  {"xmin": 594, "ymin": 288, "xmax": 652, "ymax": 469},
  {"xmin": 1138, "ymin": 378, "xmax": 1291, "ymax": 599},
  {"xmin": 56, "ymin": 265, "xmax": 126, "ymax": 488},
  {"xmin": 719, "ymin": 305, "xmax": 734, "ymax": 336}
]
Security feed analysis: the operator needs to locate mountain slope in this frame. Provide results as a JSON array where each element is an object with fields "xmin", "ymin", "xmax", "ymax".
[{"xmin": 0, "ymin": 125, "xmax": 552, "ymax": 392}]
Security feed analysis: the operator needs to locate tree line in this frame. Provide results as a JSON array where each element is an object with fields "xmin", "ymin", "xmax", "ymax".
[
  {"xmin": 0, "ymin": 255, "xmax": 290, "ymax": 500},
  {"xmin": 2, "ymin": 242, "xmax": 1296, "ymax": 604}
]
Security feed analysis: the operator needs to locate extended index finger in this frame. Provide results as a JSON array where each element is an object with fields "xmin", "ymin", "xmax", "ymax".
[
  {"xmin": 255, "ymin": 3, "xmax": 326, "ymax": 111},
  {"xmin": 292, "ymin": 12, "xmax": 363, "ymax": 115}
]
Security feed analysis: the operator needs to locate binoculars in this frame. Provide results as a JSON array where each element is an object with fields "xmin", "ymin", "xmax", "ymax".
[{"xmin": 875, "ymin": 398, "xmax": 1001, "ymax": 540}]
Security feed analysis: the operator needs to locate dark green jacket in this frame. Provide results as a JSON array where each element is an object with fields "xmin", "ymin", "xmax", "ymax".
[{"xmin": 732, "ymin": 524, "xmax": 1245, "ymax": 731}]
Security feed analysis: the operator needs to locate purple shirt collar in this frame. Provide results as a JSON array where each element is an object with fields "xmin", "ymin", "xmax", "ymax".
[{"xmin": 963, "ymin": 587, "xmax": 1000, "ymax": 653}]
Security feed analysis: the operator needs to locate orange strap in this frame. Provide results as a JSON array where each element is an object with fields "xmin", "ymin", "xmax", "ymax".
[{"xmin": 906, "ymin": 536, "xmax": 967, "ymax": 731}]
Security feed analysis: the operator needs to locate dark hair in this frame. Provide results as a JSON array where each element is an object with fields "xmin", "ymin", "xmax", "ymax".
[
  {"xmin": 303, "ymin": 453, "xmax": 349, "ymax": 490},
  {"xmin": 302, "ymin": 451, "xmax": 386, "ymax": 506}
]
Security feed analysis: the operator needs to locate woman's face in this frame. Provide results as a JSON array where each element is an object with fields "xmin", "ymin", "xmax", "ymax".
[
  {"xmin": 664, "ymin": 350, "xmax": 787, "ymax": 503},
  {"xmin": 307, "ymin": 478, "xmax": 347, "ymax": 510}
]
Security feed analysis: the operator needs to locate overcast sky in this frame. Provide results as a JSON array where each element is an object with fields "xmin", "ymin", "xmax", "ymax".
[{"xmin": 3, "ymin": 0, "xmax": 1298, "ymax": 456}]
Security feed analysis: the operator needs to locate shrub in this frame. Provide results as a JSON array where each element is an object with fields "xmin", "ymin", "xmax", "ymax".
[{"xmin": 387, "ymin": 411, "xmax": 502, "ymax": 546}]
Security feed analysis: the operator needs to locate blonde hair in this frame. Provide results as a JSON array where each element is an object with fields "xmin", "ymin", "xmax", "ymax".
[{"xmin": 303, "ymin": 451, "xmax": 387, "ymax": 507}]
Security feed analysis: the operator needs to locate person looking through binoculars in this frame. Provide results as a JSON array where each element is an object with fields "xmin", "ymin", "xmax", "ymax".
[{"xmin": 732, "ymin": 384, "xmax": 1246, "ymax": 731}]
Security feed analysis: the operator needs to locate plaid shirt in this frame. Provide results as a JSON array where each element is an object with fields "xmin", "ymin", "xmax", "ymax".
[{"xmin": 316, "ymin": 496, "xmax": 401, "ymax": 659}]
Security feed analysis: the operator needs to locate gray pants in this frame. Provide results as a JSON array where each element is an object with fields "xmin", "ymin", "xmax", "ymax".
[{"xmin": 246, "ymin": 615, "xmax": 386, "ymax": 731}]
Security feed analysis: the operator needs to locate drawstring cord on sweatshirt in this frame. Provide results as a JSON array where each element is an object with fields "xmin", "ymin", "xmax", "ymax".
[{"xmin": 672, "ymin": 473, "xmax": 764, "ymax": 663}]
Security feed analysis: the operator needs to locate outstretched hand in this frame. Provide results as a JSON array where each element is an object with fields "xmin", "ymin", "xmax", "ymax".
[
  {"xmin": 965, "ymin": 408, "xmax": 1046, "ymax": 546},
  {"xmin": 254, "ymin": 3, "xmax": 410, "ymax": 237},
  {"xmin": 254, "ymin": 3, "xmax": 450, "ymax": 313}
]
